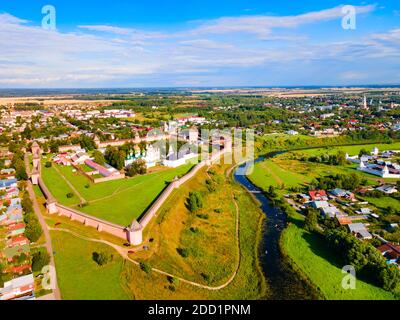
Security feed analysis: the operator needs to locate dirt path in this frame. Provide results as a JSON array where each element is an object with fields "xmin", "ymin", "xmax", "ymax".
[
  {"xmin": 24, "ymin": 154, "xmax": 62, "ymax": 300},
  {"xmin": 52, "ymin": 165, "xmax": 86, "ymax": 204}
]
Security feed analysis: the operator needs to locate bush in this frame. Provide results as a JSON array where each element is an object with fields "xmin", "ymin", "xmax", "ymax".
[
  {"xmin": 140, "ymin": 261, "xmax": 152, "ymax": 273},
  {"xmin": 45, "ymin": 162, "xmax": 52, "ymax": 168},
  {"xmin": 24, "ymin": 212, "xmax": 43, "ymax": 242},
  {"xmin": 92, "ymin": 252, "xmax": 110, "ymax": 266},
  {"xmin": 177, "ymin": 247, "xmax": 189, "ymax": 258},
  {"xmin": 66, "ymin": 192, "xmax": 74, "ymax": 198},
  {"xmin": 197, "ymin": 213, "xmax": 209, "ymax": 220},
  {"xmin": 187, "ymin": 191, "xmax": 203, "ymax": 213},
  {"xmin": 32, "ymin": 250, "xmax": 51, "ymax": 272}
]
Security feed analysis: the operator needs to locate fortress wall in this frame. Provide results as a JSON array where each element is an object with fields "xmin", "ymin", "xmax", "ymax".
[
  {"xmin": 93, "ymin": 174, "xmax": 126, "ymax": 184},
  {"xmin": 56, "ymin": 204, "xmax": 128, "ymax": 240}
]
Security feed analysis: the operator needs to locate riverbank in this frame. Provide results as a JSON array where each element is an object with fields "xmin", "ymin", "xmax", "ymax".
[
  {"xmin": 247, "ymin": 147, "xmax": 398, "ymax": 300},
  {"xmin": 234, "ymin": 158, "xmax": 319, "ymax": 299}
]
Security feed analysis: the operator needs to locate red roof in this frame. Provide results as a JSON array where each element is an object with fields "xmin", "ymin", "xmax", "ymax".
[
  {"xmin": 309, "ymin": 190, "xmax": 327, "ymax": 200},
  {"xmin": 8, "ymin": 235, "xmax": 29, "ymax": 246},
  {"xmin": 377, "ymin": 243, "xmax": 400, "ymax": 258},
  {"xmin": 8, "ymin": 222, "xmax": 26, "ymax": 232},
  {"xmin": 11, "ymin": 264, "xmax": 32, "ymax": 274}
]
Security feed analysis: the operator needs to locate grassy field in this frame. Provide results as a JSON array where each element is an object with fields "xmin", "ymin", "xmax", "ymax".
[
  {"xmin": 296, "ymin": 142, "xmax": 400, "ymax": 157},
  {"xmin": 41, "ymin": 160, "xmax": 193, "ymax": 225},
  {"xmin": 44, "ymin": 160, "xmax": 266, "ymax": 300},
  {"xmin": 44, "ymin": 161, "xmax": 266, "ymax": 300},
  {"xmin": 281, "ymin": 213, "xmax": 396, "ymax": 300},
  {"xmin": 248, "ymin": 143, "xmax": 398, "ymax": 193},
  {"xmin": 130, "ymin": 161, "xmax": 266, "ymax": 297},
  {"xmin": 51, "ymin": 231, "xmax": 131, "ymax": 300}
]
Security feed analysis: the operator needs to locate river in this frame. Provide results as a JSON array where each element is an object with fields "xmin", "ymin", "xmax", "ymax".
[{"xmin": 234, "ymin": 154, "xmax": 318, "ymax": 300}]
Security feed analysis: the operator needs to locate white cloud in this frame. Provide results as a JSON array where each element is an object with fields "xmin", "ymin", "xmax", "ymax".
[{"xmin": 0, "ymin": 4, "xmax": 398, "ymax": 87}]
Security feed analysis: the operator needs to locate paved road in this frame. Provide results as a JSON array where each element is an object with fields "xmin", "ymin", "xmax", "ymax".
[{"xmin": 24, "ymin": 154, "xmax": 62, "ymax": 300}]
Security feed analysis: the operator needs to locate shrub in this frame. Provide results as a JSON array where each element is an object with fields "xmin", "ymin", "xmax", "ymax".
[
  {"xmin": 45, "ymin": 162, "xmax": 52, "ymax": 168},
  {"xmin": 197, "ymin": 213, "xmax": 209, "ymax": 220},
  {"xmin": 177, "ymin": 247, "xmax": 189, "ymax": 258},
  {"xmin": 140, "ymin": 261, "xmax": 152, "ymax": 274},
  {"xmin": 187, "ymin": 191, "xmax": 203, "ymax": 213},
  {"xmin": 92, "ymin": 252, "xmax": 110, "ymax": 266},
  {"xmin": 32, "ymin": 250, "xmax": 51, "ymax": 272},
  {"xmin": 66, "ymin": 192, "xmax": 74, "ymax": 198},
  {"xmin": 24, "ymin": 213, "xmax": 43, "ymax": 242}
]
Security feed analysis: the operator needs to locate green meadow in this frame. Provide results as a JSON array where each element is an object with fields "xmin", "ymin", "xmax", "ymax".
[
  {"xmin": 282, "ymin": 213, "xmax": 396, "ymax": 300},
  {"xmin": 51, "ymin": 231, "xmax": 131, "ymax": 300}
]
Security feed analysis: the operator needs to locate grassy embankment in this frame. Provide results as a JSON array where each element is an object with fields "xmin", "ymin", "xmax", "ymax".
[{"xmin": 248, "ymin": 143, "xmax": 399, "ymax": 300}]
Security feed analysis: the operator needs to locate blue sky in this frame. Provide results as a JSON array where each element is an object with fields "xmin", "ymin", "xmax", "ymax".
[{"xmin": 0, "ymin": 1, "xmax": 399, "ymax": 87}]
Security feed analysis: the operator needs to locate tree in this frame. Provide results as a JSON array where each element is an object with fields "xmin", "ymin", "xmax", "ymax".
[
  {"xmin": 24, "ymin": 212, "xmax": 43, "ymax": 242},
  {"xmin": 140, "ymin": 261, "xmax": 152, "ymax": 273},
  {"xmin": 80, "ymin": 135, "xmax": 96, "ymax": 151},
  {"xmin": 359, "ymin": 148, "xmax": 369, "ymax": 158},
  {"xmin": 21, "ymin": 192, "xmax": 33, "ymax": 214},
  {"xmin": 92, "ymin": 251, "xmax": 110, "ymax": 266},
  {"xmin": 187, "ymin": 192, "xmax": 203, "ymax": 213},
  {"xmin": 93, "ymin": 150, "xmax": 106, "ymax": 165},
  {"xmin": 336, "ymin": 150, "xmax": 347, "ymax": 166},
  {"xmin": 24, "ymin": 217, "xmax": 43, "ymax": 242},
  {"xmin": 126, "ymin": 159, "xmax": 147, "ymax": 177},
  {"xmin": 177, "ymin": 247, "xmax": 190, "ymax": 258},
  {"xmin": 32, "ymin": 250, "xmax": 51, "ymax": 272},
  {"xmin": 304, "ymin": 208, "xmax": 319, "ymax": 232}
]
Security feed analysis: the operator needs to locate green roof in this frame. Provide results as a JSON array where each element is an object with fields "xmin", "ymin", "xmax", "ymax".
[{"xmin": 2, "ymin": 244, "xmax": 30, "ymax": 259}]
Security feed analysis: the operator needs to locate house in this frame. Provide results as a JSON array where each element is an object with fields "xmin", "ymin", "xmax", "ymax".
[
  {"xmin": 309, "ymin": 190, "xmax": 328, "ymax": 201},
  {"xmin": 7, "ymin": 223, "xmax": 26, "ymax": 237},
  {"xmin": 7, "ymin": 235, "xmax": 30, "ymax": 247},
  {"xmin": 163, "ymin": 145, "xmax": 198, "ymax": 168},
  {"xmin": 310, "ymin": 201, "xmax": 330, "ymax": 209},
  {"xmin": 84, "ymin": 159, "xmax": 122, "ymax": 178},
  {"xmin": 376, "ymin": 243, "xmax": 400, "ymax": 265},
  {"xmin": 0, "ymin": 178, "xmax": 17, "ymax": 190},
  {"xmin": 286, "ymin": 130, "xmax": 299, "ymax": 136},
  {"xmin": 329, "ymin": 188, "xmax": 355, "ymax": 200},
  {"xmin": 179, "ymin": 127, "xmax": 199, "ymax": 144},
  {"xmin": 320, "ymin": 205, "xmax": 342, "ymax": 218},
  {"xmin": 371, "ymin": 147, "xmax": 379, "ymax": 156},
  {"xmin": 297, "ymin": 194, "xmax": 310, "ymax": 203},
  {"xmin": 1, "ymin": 168, "xmax": 16, "ymax": 175},
  {"xmin": 9, "ymin": 264, "xmax": 32, "ymax": 275},
  {"xmin": 2, "ymin": 244, "xmax": 30, "ymax": 262},
  {"xmin": 376, "ymin": 185, "xmax": 398, "ymax": 194},
  {"xmin": 347, "ymin": 223, "xmax": 372, "ymax": 240},
  {"xmin": 71, "ymin": 151, "xmax": 91, "ymax": 165},
  {"xmin": 357, "ymin": 208, "xmax": 371, "ymax": 215},
  {"xmin": 0, "ymin": 274, "xmax": 35, "ymax": 300}
]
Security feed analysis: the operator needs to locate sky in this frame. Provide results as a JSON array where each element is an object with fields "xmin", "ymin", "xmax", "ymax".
[{"xmin": 0, "ymin": 0, "xmax": 399, "ymax": 88}]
